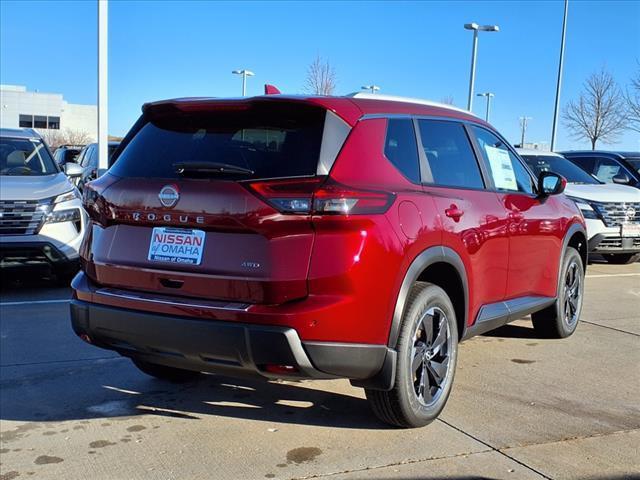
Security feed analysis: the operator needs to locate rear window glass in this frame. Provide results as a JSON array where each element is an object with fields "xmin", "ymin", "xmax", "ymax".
[
  {"xmin": 384, "ymin": 118, "xmax": 421, "ymax": 183},
  {"xmin": 110, "ymin": 103, "xmax": 326, "ymax": 180}
]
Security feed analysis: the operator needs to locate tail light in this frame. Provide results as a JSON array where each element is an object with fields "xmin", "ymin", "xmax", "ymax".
[{"xmin": 245, "ymin": 177, "xmax": 395, "ymax": 215}]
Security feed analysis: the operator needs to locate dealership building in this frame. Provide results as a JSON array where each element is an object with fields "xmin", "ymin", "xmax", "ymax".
[{"xmin": 0, "ymin": 84, "xmax": 97, "ymax": 140}]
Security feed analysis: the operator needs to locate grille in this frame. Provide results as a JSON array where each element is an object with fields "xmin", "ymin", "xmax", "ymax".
[
  {"xmin": 597, "ymin": 237, "xmax": 640, "ymax": 250},
  {"xmin": 0, "ymin": 200, "xmax": 47, "ymax": 235},
  {"xmin": 592, "ymin": 201, "xmax": 640, "ymax": 227}
]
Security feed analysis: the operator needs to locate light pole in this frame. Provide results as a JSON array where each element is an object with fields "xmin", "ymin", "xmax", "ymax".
[
  {"xmin": 232, "ymin": 69, "xmax": 255, "ymax": 96},
  {"xmin": 464, "ymin": 23, "xmax": 499, "ymax": 112},
  {"xmin": 551, "ymin": 0, "xmax": 569, "ymax": 151},
  {"xmin": 476, "ymin": 92, "xmax": 494, "ymax": 122},
  {"xmin": 519, "ymin": 116, "xmax": 532, "ymax": 147},
  {"xmin": 361, "ymin": 85, "xmax": 380, "ymax": 94}
]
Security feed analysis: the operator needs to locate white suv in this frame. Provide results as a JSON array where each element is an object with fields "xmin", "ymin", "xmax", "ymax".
[
  {"xmin": 0, "ymin": 128, "xmax": 88, "ymax": 282},
  {"xmin": 518, "ymin": 149, "xmax": 640, "ymax": 264}
]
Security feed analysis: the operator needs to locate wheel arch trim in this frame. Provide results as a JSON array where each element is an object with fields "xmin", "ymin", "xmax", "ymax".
[{"xmin": 387, "ymin": 246, "xmax": 469, "ymax": 349}]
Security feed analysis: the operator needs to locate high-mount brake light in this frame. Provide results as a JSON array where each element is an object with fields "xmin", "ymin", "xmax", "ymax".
[{"xmin": 245, "ymin": 178, "xmax": 394, "ymax": 215}]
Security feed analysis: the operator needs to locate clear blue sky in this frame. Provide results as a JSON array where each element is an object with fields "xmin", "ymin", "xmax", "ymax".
[{"xmin": 1, "ymin": 0, "xmax": 638, "ymax": 150}]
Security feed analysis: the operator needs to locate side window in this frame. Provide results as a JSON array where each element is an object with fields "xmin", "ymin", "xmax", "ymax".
[
  {"xmin": 417, "ymin": 120, "xmax": 484, "ymax": 189},
  {"xmin": 471, "ymin": 126, "xmax": 534, "ymax": 194},
  {"xmin": 384, "ymin": 118, "xmax": 421, "ymax": 183},
  {"xmin": 594, "ymin": 158, "xmax": 623, "ymax": 183}
]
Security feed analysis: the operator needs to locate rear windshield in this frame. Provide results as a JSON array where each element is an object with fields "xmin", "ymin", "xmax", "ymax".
[
  {"xmin": 110, "ymin": 103, "xmax": 326, "ymax": 180},
  {"xmin": 0, "ymin": 137, "xmax": 58, "ymax": 176}
]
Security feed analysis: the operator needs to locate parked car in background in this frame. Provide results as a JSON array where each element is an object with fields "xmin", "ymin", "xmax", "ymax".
[
  {"xmin": 518, "ymin": 149, "xmax": 640, "ymax": 264},
  {"xmin": 74, "ymin": 141, "xmax": 120, "ymax": 191},
  {"xmin": 0, "ymin": 128, "xmax": 88, "ymax": 283},
  {"xmin": 53, "ymin": 145, "xmax": 84, "ymax": 168},
  {"xmin": 561, "ymin": 151, "xmax": 640, "ymax": 189},
  {"xmin": 71, "ymin": 93, "xmax": 587, "ymax": 428}
]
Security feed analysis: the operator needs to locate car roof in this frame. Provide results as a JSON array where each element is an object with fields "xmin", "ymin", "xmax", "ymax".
[
  {"xmin": 515, "ymin": 148, "xmax": 565, "ymax": 158},
  {"xmin": 0, "ymin": 127, "xmax": 42, "ymax": 140},
  {"xmin": 142, "ymin": 93, "xmax": 487, "ymax": 128},
  {"xmin": 560, "ymin": 150, "xmax": 640, "ymax": 159}
]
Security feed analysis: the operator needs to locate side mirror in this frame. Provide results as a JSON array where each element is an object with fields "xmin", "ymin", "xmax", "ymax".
[
  {"xmin": 64, "ymin": 162, "xmax": 83, "ymax": 178},
  {"xmin": 538, "ymin": 171, "xmax": 566, "ymax": 196},
  {"xmin": 612, "ymin": 172, "xmax": 631, "ymax": 185}
]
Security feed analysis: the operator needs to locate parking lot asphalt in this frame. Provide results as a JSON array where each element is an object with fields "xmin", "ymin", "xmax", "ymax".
[{"xmin": 1, "ymin": 261, "xmax": 638, "ymax": 480}]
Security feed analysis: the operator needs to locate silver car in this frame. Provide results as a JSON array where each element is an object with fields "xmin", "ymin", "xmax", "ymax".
[{"xmin": 0, "ymin": 128, "xmax": 88, "ymax": 283}]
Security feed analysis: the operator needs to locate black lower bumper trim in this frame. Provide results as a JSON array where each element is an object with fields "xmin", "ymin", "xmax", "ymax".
[{"xmin": 70, "ymin": 300, "xmax": 390, "ymax": 382}]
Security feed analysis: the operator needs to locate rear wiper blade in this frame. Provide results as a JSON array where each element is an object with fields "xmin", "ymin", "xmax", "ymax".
[{"xmin": 173, "ymin": 162, "xmax": 254, "ymax": 176}]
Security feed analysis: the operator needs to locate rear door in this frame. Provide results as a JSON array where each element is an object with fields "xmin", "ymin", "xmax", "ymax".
[
  {"xmin": 470, "ymin": 125, "xmax": 562, "ymax": 300},
  {"xmin": 416, "ymin": 119, "xmax": 509, "ymax": 320},
  {"xmin": 85, "ymin": 101, "xmax": 350, "ymax": 305}
]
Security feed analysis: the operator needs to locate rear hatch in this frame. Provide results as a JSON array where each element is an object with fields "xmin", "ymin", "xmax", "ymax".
[{"xmin": 84, "ymin": 99, "xmax": 350, "ymax": 305}]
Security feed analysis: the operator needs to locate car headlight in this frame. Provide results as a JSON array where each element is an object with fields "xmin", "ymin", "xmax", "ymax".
[
  {"xmin": 53, "ymin": 189, "xmax": 81, "ymax": 204},
  {"xmin": 568, "ymin": 197, "xmax": 599, "ymax": 220},
  {"xmin": 44, "ymin": 208, "xmax": 82, "ymax": 224}
]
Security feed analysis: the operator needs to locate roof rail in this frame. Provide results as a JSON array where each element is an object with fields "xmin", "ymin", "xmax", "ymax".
[{"xmin": 346, "ymin": 92, "xmax": 475, "ymax": 116}]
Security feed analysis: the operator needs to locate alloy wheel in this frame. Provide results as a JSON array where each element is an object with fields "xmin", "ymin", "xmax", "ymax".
[{"xmin": 410, "ymin": 306, "xmax": 452, "ymax": 407}]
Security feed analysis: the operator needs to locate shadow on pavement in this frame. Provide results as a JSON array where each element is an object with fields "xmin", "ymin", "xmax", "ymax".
[
  {"xmin": 0, "ymin": 358, "xmax": 391, "ymax": 430},
  {"xmin": 0, "ymin": 270, "xmax": 72, "ymax": 299},
  {"xmin": 481, "ymin": 323, "xmax": 542, "ymax": 339}
]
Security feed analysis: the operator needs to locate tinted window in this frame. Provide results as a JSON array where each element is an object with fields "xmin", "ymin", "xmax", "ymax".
[
  {"xmin": 34, "ymin": 116, "xmax": 47, "ymax": 129},
  {"xmin": 110, "ymin": 103, "xmax": 326, "ymax": 180},
  {"xmin": 48, "ymin": 116, "xmax": 60, "ymax": 129},
  {"xmin": 593, "ymin": 158, "xmax": 625, "ymax": 183},
  {"xmin": 19, "ymin": 114, "xmax": 33, "ymax": 128},
  {"xmin": 472, "ymin": 126, "xmax": 534, "ymax": 193},
  {"xmin": 418, "ymin": 120, "xmax": 484, "ymax": 189},
  {"xmin": 384, "ymin": 118, "xmax": 420, "ymax": 183},
  {"xmin": 0, "ymin": 137, "xmax": 58, "ymax": 176},
  {"xmin": 521, "ymin": 154, "xmax": 599, "ymax": 185}
]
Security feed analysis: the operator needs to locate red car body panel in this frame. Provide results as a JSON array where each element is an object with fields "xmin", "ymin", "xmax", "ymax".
[{"xmin": 75, "ymin": 95, "xmax": 585, "ymax": 349}]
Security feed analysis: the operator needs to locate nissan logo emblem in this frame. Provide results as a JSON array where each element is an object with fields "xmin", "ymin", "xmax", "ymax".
[
  {"xmin": 626, "ymin": 207, "xmax": 636, "ymax": 221},
  {"xmin": 159, "ymin": 185, "xmax": 180, "ymax": 208}
]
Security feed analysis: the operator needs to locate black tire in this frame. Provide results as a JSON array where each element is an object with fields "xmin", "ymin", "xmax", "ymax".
[
  {"xmin": 602, "ymin": 253, "xmax": 640, "ymax": 265},
  {"xmin": 365, "ymin": 282, "xmax": 458, "ymax": 428},
  {"xmin": 531, "ymin": 247, "xmax": 584, "ymax": 338},
  {"xmin": 132, "ymin": 358, "xmax": 202, "ymax": 383}
]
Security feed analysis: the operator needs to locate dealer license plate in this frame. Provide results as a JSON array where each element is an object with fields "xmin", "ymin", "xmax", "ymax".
[
  {"xmin": 148, "ymin": 227, "xmax": 205, "ymax": 265},
  {"xmin": 621, "ymin": 223, "xmax": 640, "ymax": 238}
]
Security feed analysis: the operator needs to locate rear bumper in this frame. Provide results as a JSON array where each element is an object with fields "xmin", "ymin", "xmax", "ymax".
[{"xmin": 69, "ymin": 297, "xmax": 391, "ymax": 382}]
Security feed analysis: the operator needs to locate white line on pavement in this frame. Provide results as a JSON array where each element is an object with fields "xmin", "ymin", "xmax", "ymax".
[
  {"xmin": 0, "ymin": 299, "xmax": 70, "ymax": 306},
  {"xmin": 586, "ymin": 273, "xmax": 640, "ymax": 278}
]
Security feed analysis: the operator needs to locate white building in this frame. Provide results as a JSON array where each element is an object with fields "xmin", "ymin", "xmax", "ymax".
[{"xmin": 0, "ymin": 84, "xmax": 97, "ymax": 141}]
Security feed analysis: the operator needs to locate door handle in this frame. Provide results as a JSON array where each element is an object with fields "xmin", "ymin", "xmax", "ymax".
[{"xmin": 445, "ymin": 205, "xmax": 464, "ymax": 222}]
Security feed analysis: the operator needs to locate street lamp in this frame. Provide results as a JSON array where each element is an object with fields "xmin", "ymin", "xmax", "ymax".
[
  {"xmin": 232, "ymin": 69, "xmax": 255, "ymax": 97},
  {"xmin": 519, "ymin": 116, "xmax": 532, "ymax": 147},
  {"xmin": 476, "ymin": 92, "xmax": 495, "ymax": 122},
  {"xmin": 361, "ymin": 85, "xmax": 380, "ymax": 94},
  {"xmin": 464, "ymin": 23, "xmax": 499, "ymax": 112}
]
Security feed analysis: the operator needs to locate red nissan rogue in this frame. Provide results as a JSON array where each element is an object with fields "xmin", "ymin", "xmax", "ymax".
[{"xmin": 71, "ymin": 93, "xmax": 587, "ymax": 427}]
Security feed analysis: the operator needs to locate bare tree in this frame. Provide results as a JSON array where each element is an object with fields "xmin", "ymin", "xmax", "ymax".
[
  {"xmin": 625, "ymin": 64, "xmax": 640, "ymax": 133},
  {"xmin": 39, "ymin": 128, "xmax": 92, "ymax": 149},
  {"xmin": 440, "ymin": 95, "xmax": 455, "ymax": 105},
  {"xmin": 563, "ymin": 68, "xmax": 628, "ymax": 149},
  {"xmin": 304, "ymin": 55, "xmax": 337, "ymax": 95}
]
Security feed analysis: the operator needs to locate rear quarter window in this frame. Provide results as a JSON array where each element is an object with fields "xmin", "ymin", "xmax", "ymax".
[{"xmin": 384, "ymin": 118, "xmax": 421, "ymax": 183}]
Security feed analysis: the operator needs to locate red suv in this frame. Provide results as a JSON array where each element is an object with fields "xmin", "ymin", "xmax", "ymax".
[{"xmin": 71, "ymin": 93, "xmax": 587, "ymax": 427}]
